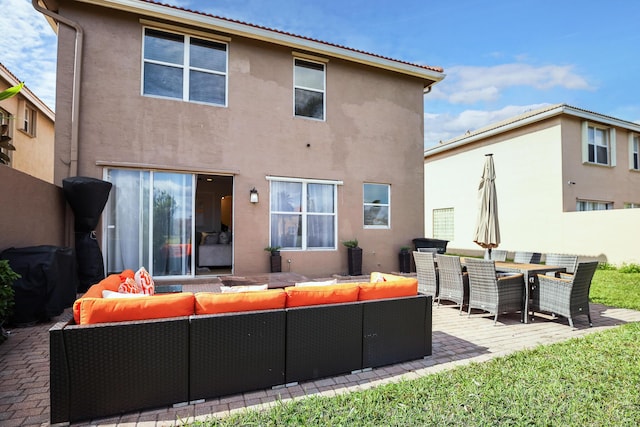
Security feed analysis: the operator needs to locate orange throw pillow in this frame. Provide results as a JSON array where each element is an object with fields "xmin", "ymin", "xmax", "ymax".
[
  {"xmin": 284, "ymin": 283, "xmax": 360, "ymax": 308},
  {"xmin": 358, "ymin": 277, "xmax": 418, "ymax": 301},
  {"xmin": 194, "ymin": 289, "xmax": 286, "ymax": 315}
]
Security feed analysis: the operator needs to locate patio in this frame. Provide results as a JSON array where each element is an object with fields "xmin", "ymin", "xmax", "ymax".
[{"xmin": 1, "ymin": 273, "xmax": 640, "ymax": 427}]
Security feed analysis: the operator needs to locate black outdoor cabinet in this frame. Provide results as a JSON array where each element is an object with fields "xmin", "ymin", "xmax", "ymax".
[
  {"xmin": 413, "ymin": 238, "xmax": 449, "ymax": 254},
  {"xmin": 0, "ymin": 245, "xmax": 78, "ymax": 325}
]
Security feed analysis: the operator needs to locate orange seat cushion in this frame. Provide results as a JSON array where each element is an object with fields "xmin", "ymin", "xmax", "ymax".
[
  {"xmin": 284, "ymin": 283, "xmax": 360, "ymax": 308},
  {"xmin": 195, "ymin": 289, "xmax": 287, "ymax": 314},
  {"xmin": 76, "ymin": 292, "xmax": 194, "ymax": 325},
  {"xmin": 358, "ymin": 277, "xmax": 418, "ymax": 301},
  {"xmin": 73, "ymin": 270, "xmax": 136, "ymax": 322}
]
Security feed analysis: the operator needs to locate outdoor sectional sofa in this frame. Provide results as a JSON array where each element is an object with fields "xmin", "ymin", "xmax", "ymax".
[{"xmin": 50, "ymin": 272, "xmax": 432, "ymax": 424}]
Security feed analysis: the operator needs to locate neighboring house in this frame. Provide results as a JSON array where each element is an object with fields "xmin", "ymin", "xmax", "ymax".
[
  {"xmin": 36, "ymin": 0, "xmax": 445, "ymax": 280},
  {"xmin": 424, "ymin": 104, "xmax": 640, "ymax": 265},
  {"xmin": 0, "ymin": 63, "xmax": 55, "ymax": 183}
]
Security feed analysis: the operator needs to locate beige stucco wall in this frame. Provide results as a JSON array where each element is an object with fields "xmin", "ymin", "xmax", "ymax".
[
  {"xmin": 425, "ymin": 116, "xmax": 640, "ymax": 265},
  {"xmin": 54, "ymin": 2, "xmax": 427, "ymax": 277}
]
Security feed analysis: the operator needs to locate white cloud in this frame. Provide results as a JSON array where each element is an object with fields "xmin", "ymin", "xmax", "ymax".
[
  {"xmin": 0, "ymin": 0, "xmax": 58, "ymax": 109},
  {"xmin": 430, "ymin": 63, "xmax": 593, "ymax": 105},
  {"xmin": 424, "ymin": 104, "xmax": 551, "ymax": 148}
]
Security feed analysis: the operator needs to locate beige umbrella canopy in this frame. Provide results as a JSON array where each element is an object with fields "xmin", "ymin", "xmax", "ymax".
[{"xmin": 473, "ymin": 154, "xmax": 500, "ymax": 252}]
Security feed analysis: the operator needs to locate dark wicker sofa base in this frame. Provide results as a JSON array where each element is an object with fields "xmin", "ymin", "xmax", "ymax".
[{"xmin": 50, "ymin": 294, "xmax": 432, "ymax": 423}]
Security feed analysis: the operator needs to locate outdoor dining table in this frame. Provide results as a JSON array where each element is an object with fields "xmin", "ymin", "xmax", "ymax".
[{"xmin": 493, "ymin": 261, "xmax": 566, "ymax": 323}]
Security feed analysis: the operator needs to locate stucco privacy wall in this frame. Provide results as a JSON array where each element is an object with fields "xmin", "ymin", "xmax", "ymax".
[
  {"xmin": 52, "ymin": 2, "xmax": 428, "ymax": 276},
  {"xmin": 0, "ymin": 166, "xmax": 66, "ymax": 251}
]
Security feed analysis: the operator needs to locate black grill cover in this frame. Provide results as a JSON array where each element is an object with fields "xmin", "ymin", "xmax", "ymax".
[
  {"xmin": 0, "ymin": 246, "xmax": 78, "ymax": 325},
  {"xmin": 62, "ymin": 177, "xmax": 112, "ymax": 232}
]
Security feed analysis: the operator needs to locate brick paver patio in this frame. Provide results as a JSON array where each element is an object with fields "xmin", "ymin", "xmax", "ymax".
[{"xmin": 1, "ymin": 278, "xmax": 639, "ymax": 427}]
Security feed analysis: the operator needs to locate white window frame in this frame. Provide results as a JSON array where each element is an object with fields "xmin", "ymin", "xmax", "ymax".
[
  {"xmin": 576, "ymin": 199, "xmax": 613, "ymax": 211},
  {"xmin": 293, "ymin": 58, "xmax": 326, "ymax": 121},
  {"xmin": 267, "ymin": 176, "xmax": 341, "ymax": 250},
  {"xmin": 629, "ymin": 134, "xmax": 640, "ymax": 171},
  {"xmin": 141, "ymin": 27, "xmax": 228, "ymax": 107},
  {"xmin": 363, "ymin": 183, "xmax": 391, "ymax": 229},
  {"xmin": 433, "ymin": 207, "xmax": 454, "ymax": 241},
  {"xmin": 582, "ymin": 121, "xmax": 616, "ymax": 166}
]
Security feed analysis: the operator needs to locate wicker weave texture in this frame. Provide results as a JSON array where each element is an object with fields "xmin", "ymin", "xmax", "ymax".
[
  {"xmin": 513, "ymin": 251, "xmax": 542, "ymax": 264},
  {"xmin": 413, "ymin": 251, "xmax": 438, "ymax": 297},
  {"xmin": 435, "ymin": 255, "xmax": 469, "ymax": 309},
  {"xmin": 362, "ymin": 295, "xmax": 431, "ymax": 368},
  {"xmin": 49, "ymin": 321, "xmax": 70, "ymax": 424},
  {"xmin": 62, "ymin": 317, "xmax": 190, "ymax": 422},
  {"xmin": 285, "ymin": 303, "xmax": 363, "ymax": 383},
  {"xmin": 484, "ymin": 249, "xmax": 507, "ymax": 261},
  {"xmin": 532, "ymin": 261, "xmax": 598, "ymax": 327},
  {"xmin": 544, "ymin": 253, "xmax": 579, "ymax": 273},
  {"xmin": 465, "ymin": 258, "xmax": 524, "ymax": 324},
  {"xmin": 189, "ymin": 310, "xmax": 286, "ymax": 400}
]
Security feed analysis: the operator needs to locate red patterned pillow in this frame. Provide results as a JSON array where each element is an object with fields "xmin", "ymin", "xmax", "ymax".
[
  {"xmin": 118, "ymin": 277, "xmax": 140, "ymax": 294},
  {"xmin": 135, "ymin": 267, "xmax": 155, "ymax": 295}
]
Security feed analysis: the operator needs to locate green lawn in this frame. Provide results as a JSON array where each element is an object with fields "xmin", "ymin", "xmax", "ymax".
[{"xmin": 190, "ymin": 267, "xmax": 640, "ymax": 427}]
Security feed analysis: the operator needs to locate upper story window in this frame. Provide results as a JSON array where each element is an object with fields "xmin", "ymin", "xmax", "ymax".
[
  {"xmin": 0, "ymin": 108, "xmax": 12, "ymax": 165},
  {"xmin": 142, "ymin": 28, "xmax": 227, "ymax": 106},
  {"xmin": 20, "ymin": 103, "xmax": 37, "ymax": 137},
  {"xmin": 624, "ymin": 202, "xmax": 640, "ymax": 208},
  {"xmin": 269, "ymin": 177, "xmax": 338, "ymax": 250},
  {"xmin": 630, "ymin": 134, "xmax": 639, "ymax": 171},
  {"xmin": 582, "ymin": 121, "xmax": 616, "ymax": 166},
  {"xmin": 576, "ymin": 200, "xmax": 613, "ymax": 211},
  {"xmin": 363, "ymin": 183, "xmax": 390, "ymax": 228},
  {"xmin": 294, "ymin": 58, "xmax": 325, "ymax": 120}
]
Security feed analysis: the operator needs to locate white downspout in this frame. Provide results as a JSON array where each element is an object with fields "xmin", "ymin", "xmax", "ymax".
[{"xmin": 32, "ymin": 0, "xmax": 83, "ymax": 178}]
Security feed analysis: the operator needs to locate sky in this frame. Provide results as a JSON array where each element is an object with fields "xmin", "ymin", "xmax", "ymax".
[{"xmin": 2, "ymin": 0, "xmax": 640, "ymax": 148}]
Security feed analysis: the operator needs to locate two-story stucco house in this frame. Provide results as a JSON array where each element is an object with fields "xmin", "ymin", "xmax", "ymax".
[
  {"xmin": 35, "ymin": 0, "xmax": 445, "ymax": 280},
  {"xmin": 0, "ymin": 63, "xmax": 55, "ymax": 183},
  {"xmin": 424, "ymin": 104, "xmax": 640, "ymax": 265}
]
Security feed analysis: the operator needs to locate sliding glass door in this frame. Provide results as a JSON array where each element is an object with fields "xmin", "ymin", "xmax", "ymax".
[{"xmin": 104, "ymin": 169, "xmax": 194, "ymax": 277}]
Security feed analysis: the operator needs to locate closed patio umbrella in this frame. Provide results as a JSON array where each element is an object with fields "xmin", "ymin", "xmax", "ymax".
[{"xmin": 473, "ymin": 154, "xmax": 500, "ymax": 256}]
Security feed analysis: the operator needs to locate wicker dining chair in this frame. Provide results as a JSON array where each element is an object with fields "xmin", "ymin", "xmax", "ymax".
[
  {"xmin": 513, "ymin": 251, "xmax": 542, "ymax": 264},
  {"xmin": 532, "ymin": 261, "xmax": 598, "ymax": 328},
  {"xmin": 544, "ymin": 253, "xmax": 579, "ymax": 278},
  {"xmin": 464, "ymin": 258, "xmax": 525, "ymax": 325},
  {"xmin": 413, "ymin": 251, "xmax": 438, "ymax": 299},
  {"xmin": 484, "ymin": 249, "xmax": 507, "ymax": 261},
  {"xmin": 434, "ymin": 254, "xmax": 469, "ymax": 314}
]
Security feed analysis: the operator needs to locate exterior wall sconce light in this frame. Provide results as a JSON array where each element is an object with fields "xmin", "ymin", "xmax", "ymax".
[{"xmin": 250, "ymin": 187, "xmax": 259, "ymax": 203}]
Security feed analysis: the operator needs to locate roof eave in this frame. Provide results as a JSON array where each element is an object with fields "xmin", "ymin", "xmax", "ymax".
[{"xmin": 73, "ymin": 0, "xmax": 444, "ymax": 85}]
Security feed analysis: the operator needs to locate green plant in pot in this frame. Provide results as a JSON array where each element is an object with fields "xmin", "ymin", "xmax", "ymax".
[
  {"xmin": 0, "ymin": 260, "xmax": 20, "ymax": 344},
  {"xmin": 342, "ymin": 239, "xmax": 362, "ymax": 276},
  {"xmin": 264, "ymin": 246, "xmax": 282, "ymax": 273}
]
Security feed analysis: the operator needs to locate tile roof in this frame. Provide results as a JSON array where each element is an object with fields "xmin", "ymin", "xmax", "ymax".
[{"xmin": 140, "ymin": 0, "xmax": 443, "ymax": 74}]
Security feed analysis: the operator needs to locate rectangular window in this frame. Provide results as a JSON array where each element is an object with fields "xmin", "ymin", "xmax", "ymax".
[
  {"xmin": 143, "ymin": 28, "xmax": 227, "ymax": 106},
  {"xmin": 363, "ymin": 183, "xmax": 390, "ymax": 228},
  {"xmin": 624, "ymin": 202, "xmax": 640, "ymax": 209},
  {"xmin": 576, "ymin": 200, "xmax": 613, "ymax": 211},
  {"xmin": 269, "ymin": 178, "xmax": 337, "ymax": 250},
  {"xmin": 294, "ymin": 58, "xmax": 325, "ymax": 120},
  {"xmin": 587, "ymin": 125, "xmax": 609, "ymax": 165},
  {"xmin": 0, "ymin": 108, "xmax": 12, "ymax": 164},
  {"xmin": 433, "ymin": 208, "xmax": 454, "ymax": 241},
  {"xmin": 22, "ymin": 105, "xmax": 36, "ymax": 137},
  {"xmin": 631, "ymin": 134, "xmax": 639, "ymax": 170}
]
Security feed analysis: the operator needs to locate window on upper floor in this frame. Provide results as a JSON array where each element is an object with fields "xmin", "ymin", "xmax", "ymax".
[
  {"xmin": 630, "ymin": 134, "xmax": 639, "ymax": 171},
  {"xmin": 433, "ymin": 208, "xmax": 454, "ymax": 241},
  {"xmin": 294, "ymin": 58, "xmax": 325, "ymax": 120},
  {"xmin": 142, "ymin": 28, "xmax": 227, "ymax": 106},
  {"xmin": 624, "ymin": 202, "xmax": 640, "ymax": 209},
  {"xmin": 363, "ymin": 183, "xmax": 390, "ymax": 228},
  {"xmin": 582, "ymin": 122, "xmax": 616, "ymax": 166},
  {"xmin": 22, "ymin": 104, "xmax": 36, "ymax": 137},
  {"xmin": 0, "ymin": 108, "xmax": 12, "ymax": 165},
  {"xmin": 576, "ymin": 200, "xmax": 613, "ymax": 211},
  {"xmin": 269, "ymin": 178, "xmax": 338, "ymax": 250}
]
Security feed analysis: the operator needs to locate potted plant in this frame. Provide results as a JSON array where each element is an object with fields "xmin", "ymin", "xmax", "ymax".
[
  {"xmin": 264, "ymin": 246, "xmax": 282, "ymax": 273},
  {"xmin": 0, "ymin": 260, "xmax": 19, "ymax": 344},
  {"xmin": 342, "ymin": 239, "xmax": 362, "ymax": 276},
  {"xmin": 399, "ymin": 246, "xmax": 412, "ymax": 273}
]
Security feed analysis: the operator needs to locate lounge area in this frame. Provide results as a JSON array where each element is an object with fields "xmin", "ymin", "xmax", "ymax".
[{"xmin": 2, "ymin": 271, "xmax": 639, "ymax": 426}]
